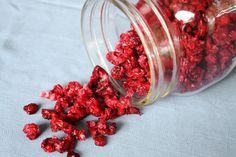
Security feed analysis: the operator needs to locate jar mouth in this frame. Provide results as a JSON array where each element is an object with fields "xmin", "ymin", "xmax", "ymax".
[{"xmin": 81, "ymin": 0, "xmax": 178, "ymax": 106}]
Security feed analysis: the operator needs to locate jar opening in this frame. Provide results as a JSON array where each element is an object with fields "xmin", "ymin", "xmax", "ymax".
[{"xmin": 81, "ymin": 0, "xmax": 178, "ymax": 106}]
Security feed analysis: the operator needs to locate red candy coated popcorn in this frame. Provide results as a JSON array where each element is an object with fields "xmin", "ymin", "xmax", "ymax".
[
  {"xmin": 23, "ymin": 103, "xmax": 39, "ymax": 115},
  {"xmin": 23, "ymin": 123, "xmax": 40, "ymax": 140},
  {"xmin": 23, "ymin": 66, "xmax": 140, "ymax": 157}
]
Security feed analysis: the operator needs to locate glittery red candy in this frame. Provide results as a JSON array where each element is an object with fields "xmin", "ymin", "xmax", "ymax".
[
  {"xmin": 106, "ymin": 29, "xmax": 151, "ymax": 97},
  {"xmin": 111, "ymin": 66, "xmax": 125, "ymax": 80},
  {"xmin": 107, "ymin": 0, "xmax": 236, "ymax": 94},
  {"xmin": 23, "ymin": 70, "xmax": 140, "ymax": 155},
  {"xmin": 67, "ymin": 151, "xmax": 80, "ymax": 157},
  {"xmin": 23, "ymin": 65, "xmax": 140, "ymax": 157},
  {"xmin": 23, "ymin": 103, "xmax": 39, "ymax": 115},
  {"xmin": 40, "ymin": 84, "xmax": 64, "ymax": 101},
  {"xmin": 41, "ymin": 109, "xmax": 57, "ymax": 120},
  {"xmin": 41, "ymin": 135, "xmax": 75, "ymax": 153},
  {"xmin": 50, "ymin": 117, "xmax": 86, "ymax": 141},
  {"xmin": 93, "ymin": 136, "xmax": 106, "ymax": 147},
  {"xmin": 73, "ymin": 129, "xmax": 86, "ymax": 141},
  {"xmin": 86, "ymin": 120, "xmax": 117, "ymax": 138},
  {"xmin": 41, "ymin": 136, "xmax": 59, "ymax": 153},
  {"xmin": 23, "ymin": 123, "xmax": 40, "ymax": 140},
  {"xmin": 67, "ymin": 106, "xmax": 87, "ymax": 121}
]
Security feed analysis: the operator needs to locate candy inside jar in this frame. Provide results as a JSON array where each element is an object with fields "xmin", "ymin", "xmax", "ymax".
[{"xmin": 81, "ymin": 0, "xmax": 236, "ymax": 105}]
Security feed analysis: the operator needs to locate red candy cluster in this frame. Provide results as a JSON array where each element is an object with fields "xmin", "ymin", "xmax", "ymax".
[
  {"xmin": 41, "ymin": 136, "xmax": 76, "ymax": 153},
  {"xmin": 86, "ymin": 120, "xmax": 117, "ymax": 146},
  {"xmin": 23, "ymin": 66, "xmax": 140, "ymax": 157},
  {"xmin": 23, "ymin": 123, "xmax": 40, "ymax": 140},
  {"xmin": 107, "ymin": 30, "xmax": 151, "ymax": 97},
  {"xmin": 23, "ymin": 103, "xmax": 39, "ymax": 115},
  {"xmin": 173, "ymin": 4, "xmax": 236, "ymax": 92},
  {"xmin": 107, "ymin": 0, "xmax": 236, "ymax": 95}
]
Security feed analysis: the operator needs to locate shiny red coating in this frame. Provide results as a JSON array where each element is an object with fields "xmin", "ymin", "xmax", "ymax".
[
  {"xmin": 23, "ymin": 103, "xmax": 39, "ymax": 115},
  {"xmin": 23, "ymin": 123, "xmax": 40, "ymax": 140}
]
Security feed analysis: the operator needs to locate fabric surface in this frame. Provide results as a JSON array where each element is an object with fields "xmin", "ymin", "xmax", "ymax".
[{"xmin": 0, "ymin": 0, "xmax": 236, "ymax": 157}]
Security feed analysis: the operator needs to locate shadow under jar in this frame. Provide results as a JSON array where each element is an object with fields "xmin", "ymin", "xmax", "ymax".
[{"xmin": 81, "ymin": 0, "xmax": 236, "ymax": 106}]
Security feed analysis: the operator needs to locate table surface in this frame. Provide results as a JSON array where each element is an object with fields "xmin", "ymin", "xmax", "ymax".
[{"xmin": 0, "ymin": 0, "xmax": 236, "ymax": 157}]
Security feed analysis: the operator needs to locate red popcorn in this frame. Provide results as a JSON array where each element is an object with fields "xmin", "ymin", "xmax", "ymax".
[
  {"xmin": 111, "ymin": 65, "xmax": 126, "ymax": 80},
  {"xmin": 23, "ymin": 103, "xmax": 39, "ymax": 115},
  {"xmin": 106, "ymin": 28, "xmax": 151, "ymax": 97},
  {"xmin": 54, "ymin": 98, "xmax": 69, "ymax": 113},
  {"xmin": 23, "ymin": 65, "xmax": 140, "ymax": 156},
  {"xmin": 93, "ymin": 136, "xmax": 106, "ymax": 147},
  {"xmin": 106, "ymin": 51, "xmax": 127, "ymax": 65},
  {"xmin": 41, "ymin": 136, "xmax": 59, "ymax": 153},
  {"xmin": 41, "ymin": 135, "xmax": 76, "ymax": 153},
  {"xmin": 67, "ymin": 151, "xmax": 80, "ymax": 157},
  {"xmin": 67, "ymin": 106, "xmax": 88, "ymax": 120},
  {"xmin": 23, "ymin": 123, "xmax": 40, "ymax": 140},
  {"xmin": 107, "ymin": 0, "xmax": 236, "ymax": 94},
  {"xmin": 50, "ymin": 117, "xmax": 74, "ymax": 134},
  {"xmin": 50, "ymin": 117, "xmax": 86, "ymax": 141},
  {"xmin": 41, "ymin": 109, "xmax": 57, "ymax": 120},
  {"xmin": 40, "ymin": 84, "xmax": 64, "ymax": 101},
  {"xmin": 73, "ymin": 129, "xmax": 86, "ymax": 141},
  {"xmin": 86, "ymin": 120, "xmax": 117, "ymax": 138}
]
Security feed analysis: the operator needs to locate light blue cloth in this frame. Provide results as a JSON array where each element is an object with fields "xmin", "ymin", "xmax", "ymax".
[{"xmin": 0, "ymin": 0, "xmax": 236, "ymax": 157}]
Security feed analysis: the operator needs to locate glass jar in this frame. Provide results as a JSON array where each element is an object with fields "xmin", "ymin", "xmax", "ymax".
[{"xmin": 81, "ymin": 0, "xmax": 236, "ymax": 106}]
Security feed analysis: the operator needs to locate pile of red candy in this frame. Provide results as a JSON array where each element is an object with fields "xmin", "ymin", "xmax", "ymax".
[
  {"xmin": 107, "ymin": 0, "xmax": 236, "ymax": 95},
  {"xmin": 23, "ymin": 66, "xmax": 140, "ymax": 157}
]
